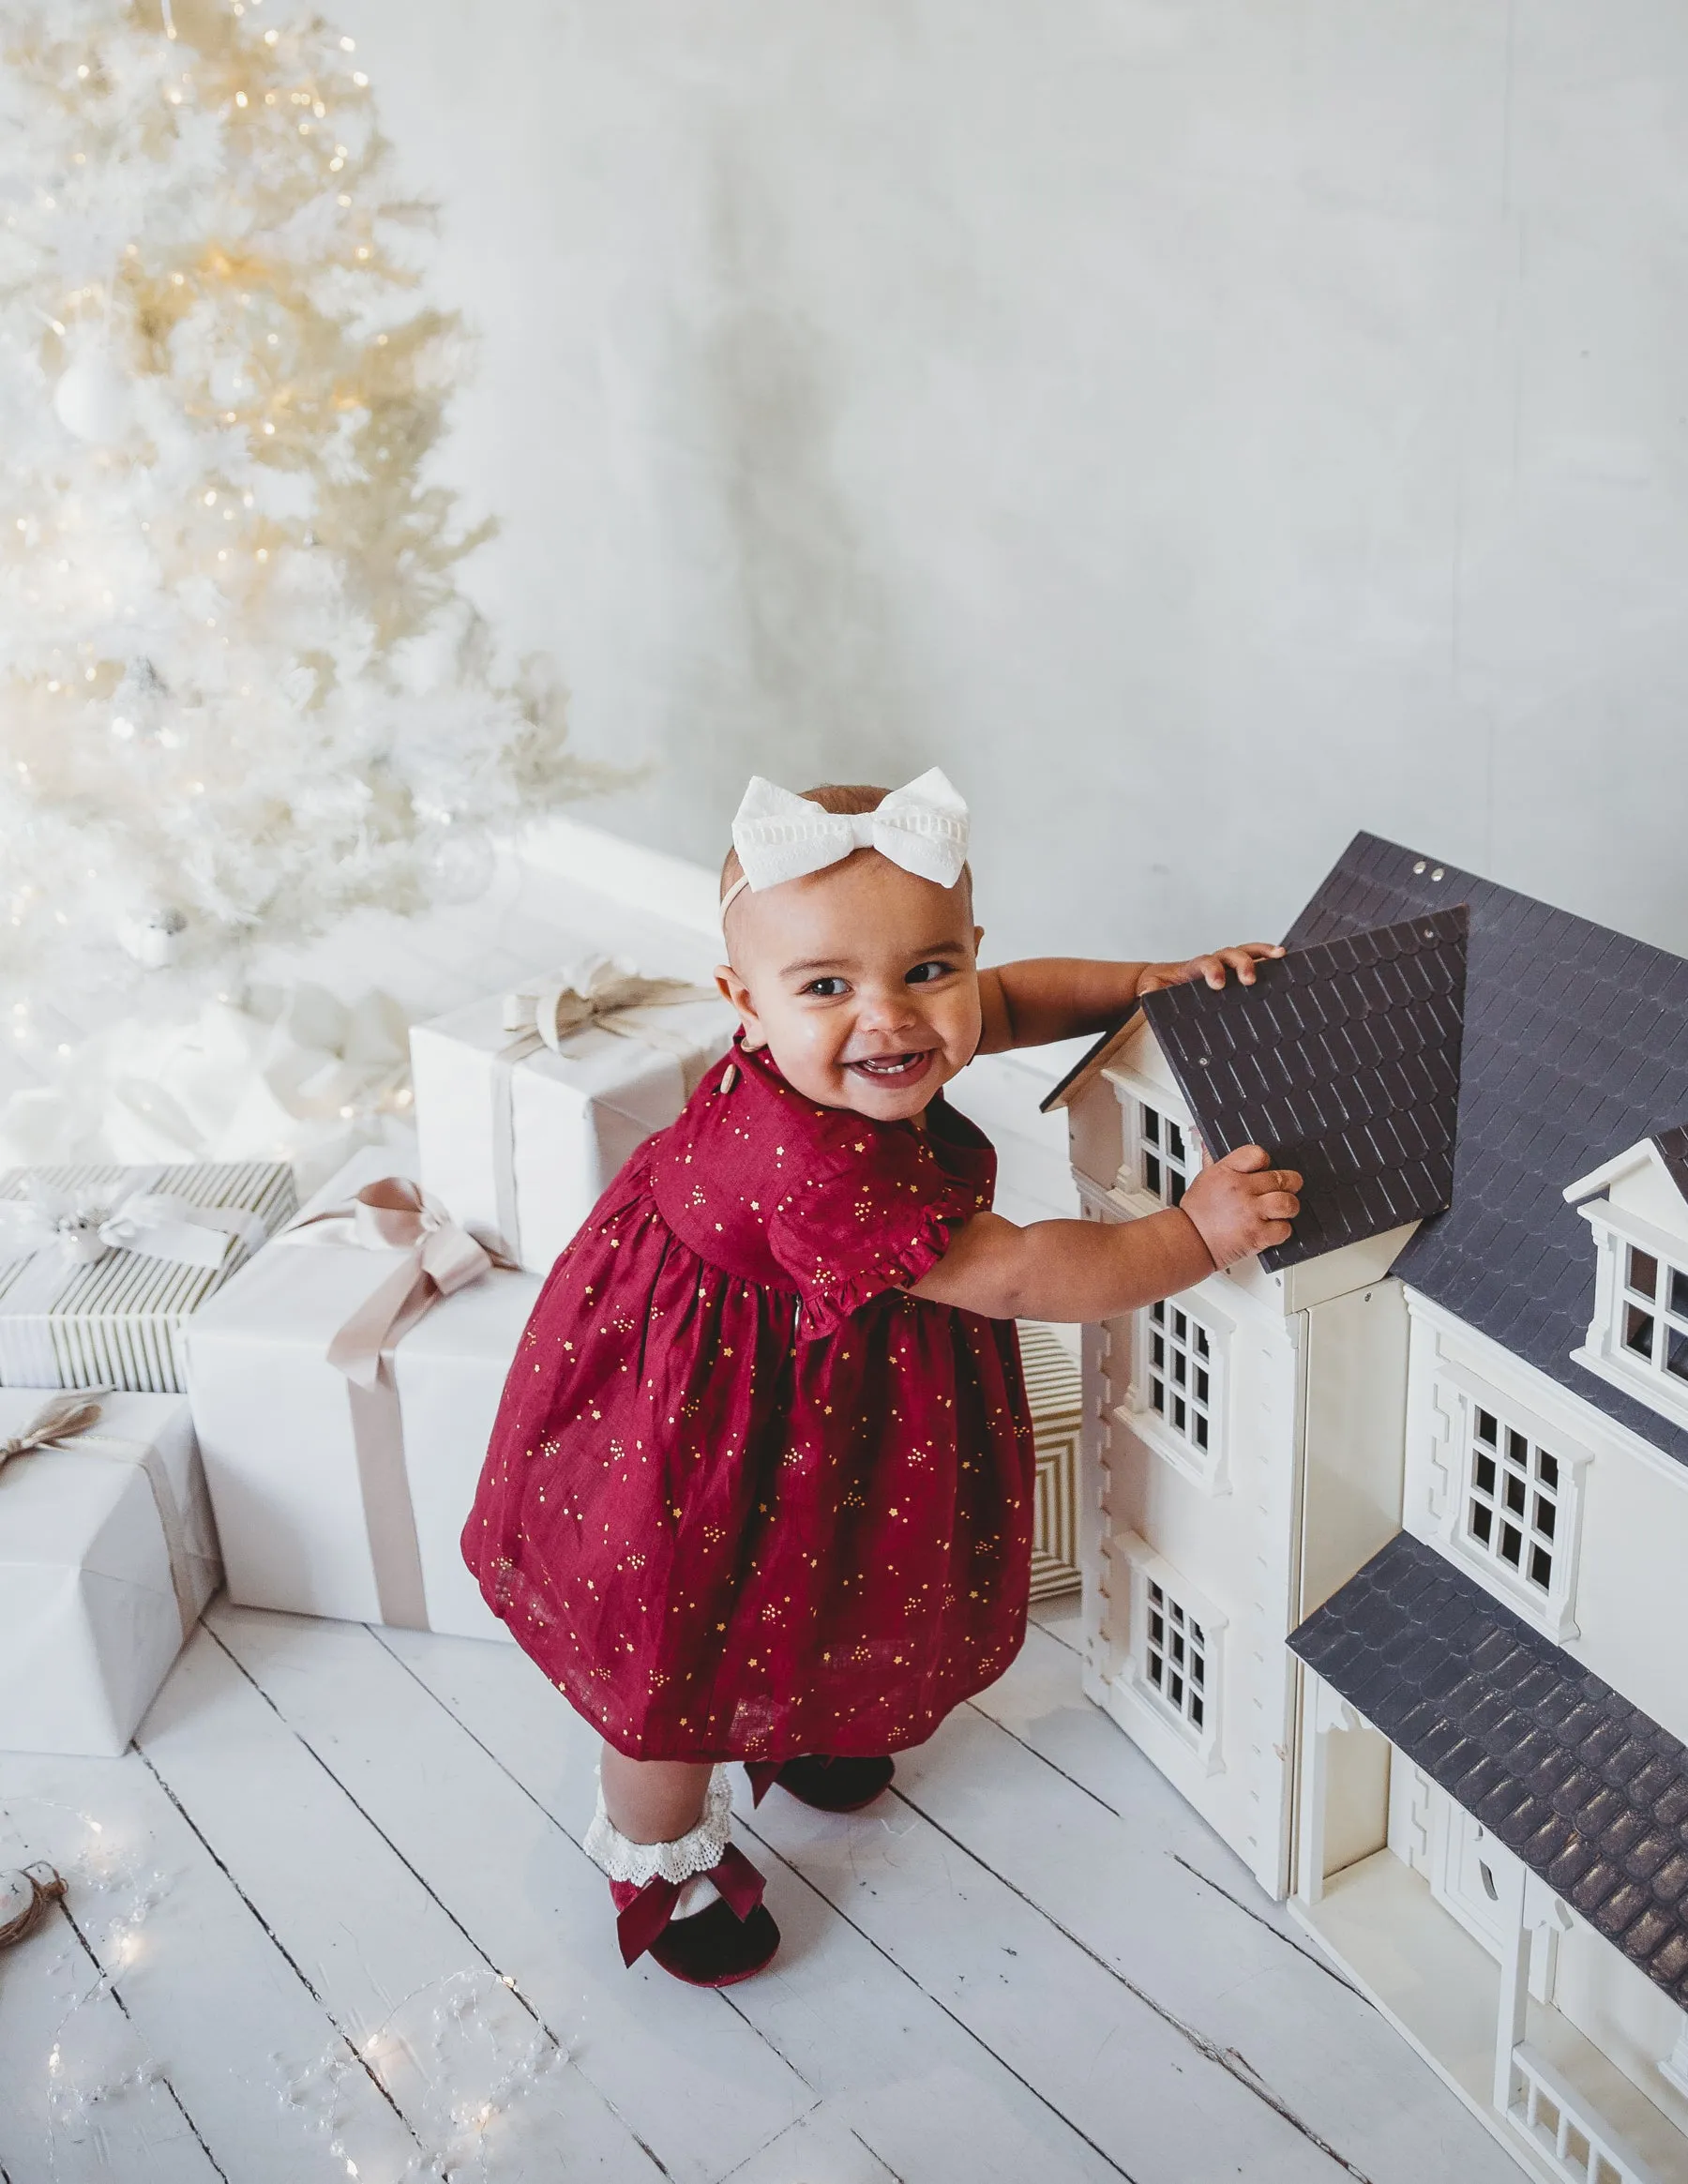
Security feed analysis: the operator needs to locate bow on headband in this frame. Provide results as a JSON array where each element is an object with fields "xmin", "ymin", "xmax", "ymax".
[
  {"xmin": 723, "ymin": 768, "xmax": 970, "ymax": 914},
  {"xmin": 0, "ymin": 1178, "xmax": 265, "ymax": 1273},
  {"xmin": 500, "ymin": 956, "xmax": 717, "ymax": 1057}
]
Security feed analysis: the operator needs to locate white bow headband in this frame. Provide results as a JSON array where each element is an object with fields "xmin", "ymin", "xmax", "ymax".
[{"xmin": 720, "ymin": 768, "xmax": 970, "ymax": 922}]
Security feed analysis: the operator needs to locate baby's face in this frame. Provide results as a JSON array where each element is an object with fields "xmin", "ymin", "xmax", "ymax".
[{"xmin": 716, "ymin": 851, "xmax": 984, "ymax": 1122}]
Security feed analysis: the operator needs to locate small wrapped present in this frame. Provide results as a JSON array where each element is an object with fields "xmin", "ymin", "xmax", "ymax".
[
  {"xmin": 187, "ymin": 1149, "xmax": 540, "ymax": 1637},
  {"xmin": 410, "ymin": 953, "xmax": 733, "ymax": 1273},
  {"xmin": 1021, "ymin": 1323, "xmax": 1083, "ymax": 1601},
  {"xmin": 0, "ymin": 1388, "xmax": 221, "ymax": 1755},
  {"xmin": 0, "ymin": 1160, "xmax": 297, "ymax": 1393}
]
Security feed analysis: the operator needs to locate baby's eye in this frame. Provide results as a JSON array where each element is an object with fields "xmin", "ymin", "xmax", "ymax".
[
  {"xmin": 906, "ymin": 960, "xmax": 954, "ymax": 986},
  {"xmin": 803, "ymin": 976, "xmax": 850, "ymax": 998}
]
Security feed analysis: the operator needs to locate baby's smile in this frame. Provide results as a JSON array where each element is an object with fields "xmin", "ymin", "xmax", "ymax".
[{"xmin": 847, "ymin": 1047, "xmax": 938, "ymax": 1085}]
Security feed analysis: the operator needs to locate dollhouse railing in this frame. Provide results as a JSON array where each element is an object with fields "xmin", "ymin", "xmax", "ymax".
[{"xmin": 1507, "ymin": 2043, "xmax": 1664, "ymax": 2184}]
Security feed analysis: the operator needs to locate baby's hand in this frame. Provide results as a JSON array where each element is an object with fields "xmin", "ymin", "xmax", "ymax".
[
  {"xmin": 1181, "ymin": 1145, "xmax": 1301, "ymax": 1268},
  {"xmin": 1137, "ymin": 943, "xmax": 1284, "ymax": 996}
]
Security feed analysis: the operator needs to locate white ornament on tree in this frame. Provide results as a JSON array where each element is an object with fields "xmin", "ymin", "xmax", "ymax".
[
  {"xmin": 52, "ymin": 343, "xmax": 135, "ymax": 445},
  {"xmin": 117, "ymin": 906, "xmax": 188, "ymax": 971},
  {"xmin": 426, "ymin": 820, "xmax": 499, "ymax": 905}
]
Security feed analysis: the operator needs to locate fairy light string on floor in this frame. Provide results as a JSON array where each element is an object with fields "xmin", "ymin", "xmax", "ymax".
[{"xmin": 2, "ymin": 1793, "xmax": 585, "ymax": 2180}]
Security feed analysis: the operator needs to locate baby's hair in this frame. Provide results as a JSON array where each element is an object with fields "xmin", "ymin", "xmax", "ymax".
[{"xmin": 719, "ymin": 783, "xmax": 890, "ymax": 904}]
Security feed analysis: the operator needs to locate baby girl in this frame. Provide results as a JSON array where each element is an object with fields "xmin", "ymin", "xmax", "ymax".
[{"xmin": 462, "ymin": 772, "xmax": 1301, "ymax": 1986}]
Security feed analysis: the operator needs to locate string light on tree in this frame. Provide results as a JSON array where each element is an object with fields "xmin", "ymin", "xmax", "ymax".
[{"xmin": 0, "ymin": 0, "xmax": 603, "ymax": 1003}]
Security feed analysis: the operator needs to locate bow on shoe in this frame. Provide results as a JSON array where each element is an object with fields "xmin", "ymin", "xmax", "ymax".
[
  {"xmin": 614, "ymin": 1845, "xmax": 767, "ymax": 1968},
  {"xmin": 730, "ymin": 769, "xmax": 970, "ymax": 896},
  {"xmin": 745, "ymin": 1760, "xmax": 782, "ymax": 1807}
]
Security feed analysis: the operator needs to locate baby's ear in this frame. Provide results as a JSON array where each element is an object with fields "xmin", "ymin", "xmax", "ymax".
[
  {"xmin": 972, "ymin": 924, "xmax": 985, "ymax": 956},
  {"xmin": 715, "ymin": 963, "xmax": 766, "ymax": 1049}
]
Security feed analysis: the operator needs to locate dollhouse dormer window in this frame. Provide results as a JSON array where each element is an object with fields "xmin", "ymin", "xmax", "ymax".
[
  {"xmin": 1617, "ymin": 1244, "xmax": 1688, "ymax": 1391},
  {"xmin": 1563, "ymin": 1133, "xmax": 1688, "ymax": 1436},
  {"xmin": 1138, "ymin": 1101, "xmax": 1192, "ymax": 1208}
]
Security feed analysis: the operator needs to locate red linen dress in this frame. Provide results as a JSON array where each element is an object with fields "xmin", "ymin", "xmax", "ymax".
[{"xmin": 461, "ymin": 1035, "xmax": 1036, "ymax": 1765}]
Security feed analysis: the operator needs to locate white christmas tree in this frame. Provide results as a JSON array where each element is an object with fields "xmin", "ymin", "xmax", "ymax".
[{"xmin": 0, "ymin": 0, "xmax": 598, "ymax": 998}]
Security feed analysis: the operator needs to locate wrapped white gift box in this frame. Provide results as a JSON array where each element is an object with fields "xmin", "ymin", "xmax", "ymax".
[
  {"xmin": 410, "ymin": 954, "xmax": 733, "ymax": 1273},
  {"xmin": 186, "ymin": 1149, "xmax": 540, "ymax": 1639},
  {"xmin": 0, "ymin": 1159, "xmax": 297, "ymax": 1393},
  {"xmin": 0, "ymin": 1389, "xmax": 221, "ymax": 1756}
]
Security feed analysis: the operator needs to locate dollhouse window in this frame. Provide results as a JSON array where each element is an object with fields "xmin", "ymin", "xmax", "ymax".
[
  {"xmin": 1104, "ymin": 1066, "xmax": 1199, "ymax": 1213},
  {"xmin": 1138, "ymin": 1101, "xmax": 1192, "ymax": 1208},
  {"xmin": 1436, "ymin": 1364, "xmax": 1590, "ymax": 1642},
  {"xmin": 1114, "ymin": 1531, "xmax": 1226, "ymax": 1767},
  {"xmin": 1121, "ymin": 1294, "xmax": 1230, "ymax": 1493},
  {"xmin": 1147, "ymin": 1300, "xmax": 1214, "ymax": 1454},
  {"xmin": 1563, "ymin": 1144, "xmax": 1688, "ymax": 1432},
  {"xmin": 1618, "ymin": 1244, "xmax": 1688, "ymax": 1391},
  {"xmin": 1464, "ymin": 1407, "xmax": 1560, "ymax": 1596},
  {"xmin": 1145, "ymin": 1578, "xmax": 1208, "ymax": 1735}
]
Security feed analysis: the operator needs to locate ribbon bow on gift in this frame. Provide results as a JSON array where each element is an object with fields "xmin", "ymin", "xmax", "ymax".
[
  {"xmin": 291, "ymin": 1177, "xmax": 514, "ymax": 1390},
  {"xmin": 0, "ymin": 1393, "xmax": 104, "ymax": 1468},
  {"xmin": 282, "ymin": 1173, "xmax": 517, "ymax": 1632},
  {"xmin": 0, "ymin": 1177, "xmax": 264, "ymax": 1273},
  {"xmin": 0, "ymin": 1392, "xmax": 200, "ymax": 1637},
  {"xmin": 724, "ymin": 767, "xmax": 970, "ymax": 908},
  {"xmin": 500, "ymin": 956, "xmax": 718, "ymax": 1060}
]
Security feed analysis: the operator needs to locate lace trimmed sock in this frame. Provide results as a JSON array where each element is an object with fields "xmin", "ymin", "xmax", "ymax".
[
  {"xmin": 583, "ymin": 1765, "xmax": 779, "ymax": 1985},
  {"xmin": 583, "ymin": 1767, "xmax": 732, "ymax": 1919}
]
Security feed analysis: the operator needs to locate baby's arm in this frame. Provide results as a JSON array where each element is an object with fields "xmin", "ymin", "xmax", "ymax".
[
  {"xmin": 975, "ymin": 945, "xmax": 1284, "ymax": 1053},
  {"xmin": 909, "ymin": 1146, "xmax": 1300, "ymax": 1321}
]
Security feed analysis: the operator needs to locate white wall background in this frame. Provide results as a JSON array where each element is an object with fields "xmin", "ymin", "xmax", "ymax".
[{"xmin": 333, "ymin": 0, "xmax": 1688, "ymax": 966}]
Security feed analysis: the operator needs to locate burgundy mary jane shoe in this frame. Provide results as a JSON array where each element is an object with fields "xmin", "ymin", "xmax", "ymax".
[
  {"xmin": 609, "ymin": 1845, "xmax": 779, "ymax": 1988},
  {"xmin": 746, "ymin": 1753, "xmax": 896, "ymax": 1813}
]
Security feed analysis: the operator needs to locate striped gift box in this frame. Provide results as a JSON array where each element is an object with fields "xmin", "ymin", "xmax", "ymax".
[
  {"xmin": 0, "ymin": 1160, "xmax": 297, "ymax": 1393},
  {"xmin": 1021, "ymin": 1321, "xmax": 1082, "ymax": 1601}
]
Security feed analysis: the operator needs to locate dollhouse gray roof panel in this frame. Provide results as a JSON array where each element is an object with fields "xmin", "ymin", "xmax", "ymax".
[
  {"xmin": 1290, "ymin": 1531, "xmax": 1688, "ymax": 2009},
  {"xmin": 1287, "ymin": 832, "xmax": 1688, "ymax": 1470},
  {"xmin": 1658, "ymin": 1124, "xmax": 1688, "ymax": 1207},
  {"xmin": 1137, "ymin": 908, "xmax": 1469, "ymax": 1273}
]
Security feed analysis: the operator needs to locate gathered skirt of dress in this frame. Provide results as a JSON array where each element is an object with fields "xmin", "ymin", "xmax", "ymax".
[{"xmin": 462, "ymin": 1176, "xmax": 1036, "ymax": 1765}]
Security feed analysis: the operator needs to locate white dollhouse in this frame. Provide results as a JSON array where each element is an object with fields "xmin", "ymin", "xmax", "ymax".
[{"xmin": 1047, "ymin": 832, "xmax": 1688, "ymax": 2184}]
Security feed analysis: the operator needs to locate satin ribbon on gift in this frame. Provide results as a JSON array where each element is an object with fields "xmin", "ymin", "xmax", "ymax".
[
  {"xmin": 285, "ymin": 1178, "xmax": 514, "ymax": 1631},
  {"xmin": 0, "ymin": 1166, "xmax": 274, "ymax": 1389},
  {"xmin": 0, "ymin": 1393, "xmax": 201, "ymax": 1640},
  {"xmin": 0, "ymin": 1175, "xmax": 266, "ymax": 1273},
  {"xmin": 488, "ymin": 956, "xmax": 717, "ymax": 1264}
]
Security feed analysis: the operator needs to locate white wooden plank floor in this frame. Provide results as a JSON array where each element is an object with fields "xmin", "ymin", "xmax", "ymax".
[
  {"xmin": 0, "ymin": 836, "xmax": 1523, "ymax": 2179},
  {"xmin": 0, "ymin": 1595, "xmax": 1526, "ymax": 2184}
]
